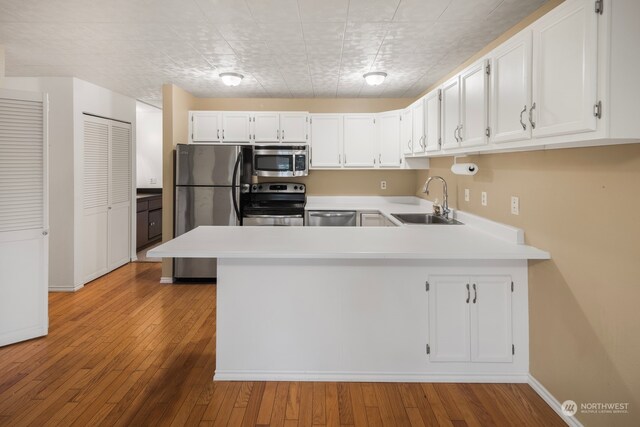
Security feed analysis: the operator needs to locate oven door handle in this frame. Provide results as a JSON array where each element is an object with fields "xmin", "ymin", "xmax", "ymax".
[
  {"xmin": 231, "ymin": 150, "xmax": 242, "ymax": 223},
  {"xmin": 243, "ymin": 214, "xmax": 303, "ymax": 219}
]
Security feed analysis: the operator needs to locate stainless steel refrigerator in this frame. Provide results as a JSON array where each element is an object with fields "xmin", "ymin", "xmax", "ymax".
[{"xmin": 174, "ymin": 144, "xmax": 250, "ymax": 280}]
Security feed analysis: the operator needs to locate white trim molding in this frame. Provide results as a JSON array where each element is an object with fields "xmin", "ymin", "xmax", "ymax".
[
  {"xmin": 160, "ymin": 276, "xmax": 174, "ymax": 284},
  {"xmin": 528, "ymin": 374, "xmax": 584, "ymax": 427}
]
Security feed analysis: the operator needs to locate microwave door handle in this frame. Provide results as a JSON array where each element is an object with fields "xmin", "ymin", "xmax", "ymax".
[{"xmin": 231, "ymin": 151, "xmax": 242, "ymax": 223}]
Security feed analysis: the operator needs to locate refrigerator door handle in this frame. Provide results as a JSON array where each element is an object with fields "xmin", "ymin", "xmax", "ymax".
[{"xmin": 231, "ymin": 150, "xmax": 242, "ymax": 223}]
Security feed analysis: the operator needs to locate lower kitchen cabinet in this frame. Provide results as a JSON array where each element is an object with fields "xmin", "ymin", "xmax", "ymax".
[
  {"xmin": 136, "ymin": 195, "xmax": 162, "ymax": 251},
  {"xmin": 428, "ymin": 275, "xmax": 513, "ymax": 363},
  {"xmin": 359, "ymin": 212, "xmax": 395, "ymax": 227}
]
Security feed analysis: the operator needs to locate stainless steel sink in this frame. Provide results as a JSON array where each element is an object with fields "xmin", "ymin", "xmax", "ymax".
[{"xmin": 391, "ymin": 213, "xmax": 463, "ymax": 225}]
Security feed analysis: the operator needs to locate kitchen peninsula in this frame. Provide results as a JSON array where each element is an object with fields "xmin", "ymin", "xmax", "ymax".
[{"xmin": 149, "ymin": 197, "xmax": 549, "ymax": 383}]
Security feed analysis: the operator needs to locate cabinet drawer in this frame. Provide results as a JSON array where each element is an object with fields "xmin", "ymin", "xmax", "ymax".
[
  {"xmin": 148, "ymin": 209, "xmax": 162, "ymax": 240},
  {"xmin": 137, "ymin": 200, "xmax": 148, "ymax": 212},
  {"xmin": 148, "ymin": 197, "xmax": 162, "ymax": 211}
]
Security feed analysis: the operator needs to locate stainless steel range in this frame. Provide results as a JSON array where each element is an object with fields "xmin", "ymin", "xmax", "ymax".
[{"xmin": 242, "ymin": 182, "xmax": 306, "ymax": 226}]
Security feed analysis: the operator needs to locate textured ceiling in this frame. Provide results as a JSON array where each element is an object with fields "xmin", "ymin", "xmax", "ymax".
[{"xmin": 0, "ymin": 0, "xmax": 546, "ymax": 106}]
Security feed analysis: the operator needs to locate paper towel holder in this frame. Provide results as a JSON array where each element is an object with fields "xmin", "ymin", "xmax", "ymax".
[{"xmin": 451, "ymin": 156, "xmax": 479, "ymax": 175}]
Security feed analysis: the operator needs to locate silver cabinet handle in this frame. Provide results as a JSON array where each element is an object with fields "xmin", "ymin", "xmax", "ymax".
[
  {"xmin": 282, "ymin": 129, "xmax": 285, "ymax": 140},
  {"xmin": 466, "ymin": 283, "xmax": 470, "ymax": 303},
  {"xmin": 519, "ymin": 105, "xmax": 527, "ymax": 130},
  {"xmin": 472, "ymin": 283, "xmax": 477, "ymax": 304},
  {"xmin": 458, "ymin": 124, "xmax": 463, "ymax": 142},
  {"xmin": 421, "ymin": 135, "xmax": 426, "ymax": 150},
  {"xmin": 529, "ymin": 102, "xmax": 536, "ymax": 129},
  {"xmin": 277, "ymin": 129, "xmax": 280, "ymax": 139},
  {"xmin": 222, "ymin": 129, "xmax": 225, "ymax": 139},
  {"xmin": 379, "ymin": 153, "xmax": 382, "ymax": 163},
  {"xmin": 217, "ymin": 129, "xmax": 220, "ymax": 139},
  {"xmin": 338, "ymin": 154, "xmax": 341, "ymax": 164},
  {"xmin": 454, "ymin": 125, "xmax": 460, "ymax": 142},
  {"xmin": 373, "ymin": 157, "xmax": 376, "ymax": 164},
  {"xmin": 407, "ymin": 139, "xmax": 411, "ymax": 150}
]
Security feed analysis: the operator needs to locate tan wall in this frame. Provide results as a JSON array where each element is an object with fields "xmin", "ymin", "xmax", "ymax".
[{"xmin": 162, "ymin": 91, "xmax": 417, "ymax": 276}]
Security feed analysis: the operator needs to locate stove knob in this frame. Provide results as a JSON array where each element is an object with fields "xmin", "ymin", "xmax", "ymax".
[
  {"xmin": 293, "ymin": 185, "xmax": 298, "ymax": 190},
  {"xmin": 299, "ymin": 185, "xmax": 304, "ymax": 191},
  {"xmin": 252, "ymin": 185, "xmax": 257, "ymax": 191},
  {"xmin": 258, "ymin": 185, "xmax": 263, "ymax": 190}
]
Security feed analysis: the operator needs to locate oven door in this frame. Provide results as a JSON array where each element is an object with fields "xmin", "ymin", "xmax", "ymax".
[
  {"xmin": 243, "ymin": 214, "xmax": 304, "ymax": 226},
  {"xmin": 253, "ymin": 148, "xmax": 308, "ymax": 177}
]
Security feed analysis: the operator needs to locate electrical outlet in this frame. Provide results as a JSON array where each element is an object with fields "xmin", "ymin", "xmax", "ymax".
[
  {"xmin": 380, "ymin": 180, "xmax": 387, "ymax": 190},
  {"xmin": 511, "ymin": 196, "xmax": 520, "ymax": 215},
  {"xmin": 481, "ymin": 191, "xmax": 488, "ymax": 206},
  {"xmin": 464, "ymin": 189, "xmax": 470, "ymax": 202},
  {"xmin": 149, "ymin": 177, "xmax": 157, "ymax": 185}
]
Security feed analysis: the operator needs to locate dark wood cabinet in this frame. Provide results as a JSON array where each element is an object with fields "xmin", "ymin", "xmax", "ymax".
[{"xmin": 136, "ymin": 194, "xmax": 162, "ymax": 251}]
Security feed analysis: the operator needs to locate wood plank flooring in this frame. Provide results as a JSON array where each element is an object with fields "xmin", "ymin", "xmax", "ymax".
[{"xmin": 0, "ymin": 262, "xmax": 565, "ymax": 426}]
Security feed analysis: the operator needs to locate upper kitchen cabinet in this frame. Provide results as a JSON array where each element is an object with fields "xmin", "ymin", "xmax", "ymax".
[
  {"xmin": 190, "ymin": 111, "xmax": 221, "ymax": 143},
  {"xmin": 280, "ymin": 113, "xmax": 309, "ymax": 143},
  {"xmin": 310, "ymin": 114, "xmax": 343, "ymax": 168},
  {"xmin": 377, "ymin": 110, "xmax": 402, "ymax": 167},
  {"xmin": 343, "ymin": 114, "xmax": 376, "ymax": 168},
  {"xmin": 441, "ymin": 75, "xmax": 460, "ymax": 150},
  {"xmin": 424, "ymin": 89, "xmax": 441, "ymax": 152},
  {"xmin": 400, "ymin": 108, "xmax": 413, "ymax": 155},
  {"xmin": 411, "ymin": 98, "xmax": 426, "ymax": 154},
  {"xmin": 530, "ymin": 0, "xmax": 598, "ymax": 138},
  {"xmin": 252, "ymin": 112, "xmax": 280, "ymax": 143},
  {"xmin": 222, "ymin": 112, "xmax": 252, "ymax": 143},
  {"xmin": 491, "ymin": 32, "xmax": 532, "ymax": 144},
  {"xmin": 459, "ymin": 60, "xmax": 489, "ymax": 148}
]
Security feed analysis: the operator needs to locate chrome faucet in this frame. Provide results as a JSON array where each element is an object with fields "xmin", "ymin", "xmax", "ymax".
[{"xmin": 423, "ymin": 176, "xmax": 450, "ymax": 218}]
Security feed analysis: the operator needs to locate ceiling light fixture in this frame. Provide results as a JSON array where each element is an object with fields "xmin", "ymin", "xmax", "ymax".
[
  {"xmin": 363, "ymin": 71, "xmax": 387, "ymax": 86},
  {"xmin": 219, "ymin": 72, "xmax": 244, "ymax": 87}
]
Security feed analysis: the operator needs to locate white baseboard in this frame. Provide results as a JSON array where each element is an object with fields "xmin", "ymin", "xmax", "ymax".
[
  {"xmin": 214, "ymin": 370, "xmax": 529, "ymax": 383},
  {"xmin": 160, "ymin": 276, "xmax": 174, "ymax": 284},
  {"xmin": 48, "ymin": 283, "xmax": 84, "ymax": 292},
  {"xmin": 528, "ymin": 374, "xmax": 583, "ymax": 427}
]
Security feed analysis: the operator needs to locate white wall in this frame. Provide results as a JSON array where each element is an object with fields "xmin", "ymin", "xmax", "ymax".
[
  {"xmin": 136, "ymin": 102, "xmax": 162, "ymax": 188},
  {"xmin": 0, "ymin": 45, "xmax": 5, "ymax": 87}
]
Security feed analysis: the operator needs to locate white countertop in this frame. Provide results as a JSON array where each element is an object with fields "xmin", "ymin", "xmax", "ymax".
[{"xmin": 149, "ymin": 197, "xmax": 550, "ymax": 260}]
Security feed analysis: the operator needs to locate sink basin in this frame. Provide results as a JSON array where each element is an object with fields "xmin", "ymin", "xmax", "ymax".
[{"xmin": 391, "ymin": 213, "xmax": 463, "ymax": 225}]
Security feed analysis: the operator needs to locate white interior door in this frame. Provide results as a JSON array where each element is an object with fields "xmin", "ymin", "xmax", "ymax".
[
  {"xmin": 470, "ymin": 276, "xmax": 513, "ymax": 363},
  {"xmin": 491, "ymin": 32, "xmax": 532, "ymax": 144},
  {"xmin": 253, "ymin": 112, "xmax": 280, "ymax": 143},
  {"xmin": 280, "ymin": 113, "xmax": 308, "ymax": 143},
  {"xmin": 222, "ymin": 112, "xmax": 251, "ymax": 143},
  {"xmin": 400, "ymin": 108, "xmax": 413, "ymax": 155},
  {"xmin": 109, "ymin": 123, "xmax": 131, "ymax": 270},
  {"xmin": 531, "ymin": 0, "xmax": 598, "ymax": 138},
  {"xmin": 460, "ymin": 60, "xmax": 489, "ymax": 147},
  {"xmin": 441, "ymin": 77, "xmax": 460, "ymax": 149},
  {"xmin": 0, "ymin": 89, "xmax": 48, "ymax": 347},
  {"xmin": 191, "ymin": 111, "xmax": 221, "ymax": 143},
  {"xmin": 424, "ymin": 89, "xmax": 441, "ymax": 152},
  {"xmin": 428, "ymin": 276, "xmax": 471, "ymax": 362},
  {"xmin": 82, "ymin": 116, "xmax": 109, "ymax": 283},
  {"xmin": 412, "ymin": 100, "xmax": 425, "ymax": 154},
  {"xmin": 310, "ymin": 115, "xmax": 342, "ymax": 168},
  {"xmin": 343, "ymin": 115, "xmax": 375, "ymax": 167},
  {"xmin": 378, "ymin": 111, "xmax": 401, "ymax": 167}
]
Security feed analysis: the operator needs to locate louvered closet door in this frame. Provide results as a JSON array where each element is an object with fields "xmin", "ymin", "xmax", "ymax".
[
  {"xmin": 108, "ymin": 122, "xmax": 131, "ymax": 270},
  {"xmin": 0, "ymin": 89, "xmax": 49, "ymax": 347},
  {"xmin": 82, "ymin": 115, "xmax": 110, "ymax": 283}
]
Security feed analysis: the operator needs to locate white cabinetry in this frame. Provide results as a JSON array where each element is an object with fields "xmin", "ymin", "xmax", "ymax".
[
  {"xmin": 459, "ymin": 60, "xmax": 489, "ymax": 147},
  {"xmin": 491, "ymin": 32, "xmax": 532, "ymax": 144},
  {"xmin": 428, "ymin": 275, "xmax": 513, "ymax": 363},
  {"xmin": 310, "ymin": 114, "xmax": 343, "ymax": 168},
  {"xmin": 82, "ymin": 115, "xmax": 131, "ymax": 283},
  {"xmin": 190, "ymin": 111, "xmax": 221, "ymax": 143},
  {"xmin": 401, "ymin": 108, "xmax": 413, "ymax": 155},
  {"xmin": 424, "ymin": 89, "xmax": 441, "ymax": 152},
  {"xmin": 343, "ymin": 114, "xmax": 376, "ymax": 168},
  {"xmin": 531, "ymin": 0, "xmax": 598, "ymax": 138},
  {"xmin": 222, "ymin": 112, "xmax": 252, "ymax": 143},
  {"xmin": 280, "ymin": 112, "xmax": 308, "ymax": 143},
  {"xmin": 411, "ymin": 99, "xmax": 426, "ymax": 154},
  {"xmin": 441, "ymin": 76, "xmax": 460, "ymax": 150},
  {"xmin": 377, "ymin": 110, "xmax": 401, "ymax": 167},
  {"xmin": 252, "ymin": 112, "xmax": 280, "ymax": 143}
]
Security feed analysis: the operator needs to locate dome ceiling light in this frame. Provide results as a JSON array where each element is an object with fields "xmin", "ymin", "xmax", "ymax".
[
  {"xmin": 363, "ymin": 71, "xmax": 387, "ymax": 86},
  {"xmin": 220, "ymin": 72, "xmax": 244, "ymax": 87}
]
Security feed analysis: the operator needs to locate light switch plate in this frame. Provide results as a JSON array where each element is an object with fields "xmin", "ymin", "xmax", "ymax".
[
  {"xmin": 464, "ymin": 189, "xmax": 470, "ymax": 202},
  {"xmin": 380, "ymin": 181, "xmax": 387, "ymax": 190},
  {"xmin": 511, "ymin": 196, "xmax": 520, "ymax": 215},
  {"xmin": 481, "ymin": 191, "xmax": 488, "ymax": 206}
]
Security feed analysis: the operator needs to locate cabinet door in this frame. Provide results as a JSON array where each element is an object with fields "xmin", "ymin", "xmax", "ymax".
[
  {"xmin": 441, "ymin": 77, "xmax": 460, "ymax": 149},
  {"xmin": 428, "ymin": 276, "xmax": 471, "ymax": 362},
  {"xmin": 280, "ymin": 113, "xmax": 309, "ymax": 143},
  {"xmin": 148, "ymin": 209, "xmax": 162, "ymax": 240},
  {"xmin": 412, "ymin": 99, "xmax": 425, "ymax": 153},
  {"xmin": 400, "ymin": 108, "xmax": 413, "ymax": 155},
  {"xmin": 491, "ymin": 32, "xmax": 532, "ymax": 144},
  {"xmin": 310, "ymin": 115, "xmax": 343, "ymax": 168},
  {"xmin": 378, "ymin": 111, "xmax": 401, "ymax": 167},
  {"xmin": 108, "ymin": 123, "xmax": 131, "ymax": 271},
  {"xmin": 222, "ymin": 112, "xmax": 251, "ymax": 143},
  {"xmin": 136, "ymin": 210, "xmax": 148, "ymax": 249},
  {"xmin": 531, "ymin": 0, "xmax": 598, "ymax": 138},
  {"xmin": 360, "ymin": 213, "xmax": 385, "ymax": 227},
  {"xmin": 424, "ymin": 90, "xmax": 441, "ymax": 152},
  {"xmin": 343, "ymin": 115, "xmax": 376, "ymax": 167},
  {"xmin": 470, "ymin": 276, "xmax": 513, "ymax": 363},
  {"xmin": 253, "ymin": 112, "xmax": 280, "ymax": 143},
  {"xmin": 460, "ymin": 60, "xmax": 489, "ymax": 147},
  {"xmin": 191, "ymin": 111, "xmax": 221, "ymax": 142}
]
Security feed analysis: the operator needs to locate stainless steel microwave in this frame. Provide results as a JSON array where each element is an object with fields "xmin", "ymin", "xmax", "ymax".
[{"xmin": 252, "ymin": 146, "xmax": 309, "ymax": 177}]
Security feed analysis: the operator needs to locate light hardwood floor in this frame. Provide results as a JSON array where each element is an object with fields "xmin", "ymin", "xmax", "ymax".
[{"xmin": 0, "ymin": 262, "xmax": 564, "ymax": 426}]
